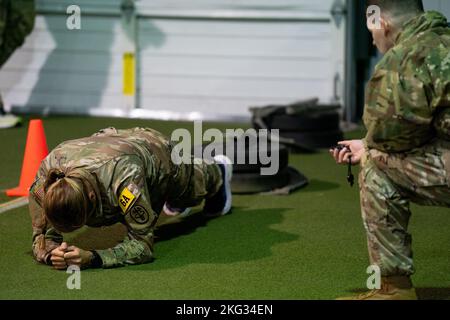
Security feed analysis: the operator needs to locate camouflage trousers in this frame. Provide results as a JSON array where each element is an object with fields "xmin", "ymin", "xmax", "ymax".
[
  {"xmin": 167, "ymin": 154, "xmax": 223, "ymax": 209},
  {"xmin": 360, "ymin": 138, "xmax": 450, "ymax": 276}
]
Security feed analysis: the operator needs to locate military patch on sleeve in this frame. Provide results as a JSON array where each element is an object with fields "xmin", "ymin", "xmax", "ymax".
[
  {"xmin": 130, "ymin": 205, "xmax": 150, "ymax": 224},
  {"xmin": 119, "ymin": 183, "xmax": 141, "ymax": 214},
  {"xmin": 30, "ymin": 179, "xmax": 45, "ymax": 206}
]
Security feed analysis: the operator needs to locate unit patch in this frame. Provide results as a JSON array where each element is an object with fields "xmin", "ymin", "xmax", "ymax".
[{"xmin": 130, "ymin": 205, "xmax": 149, "ymax": 224}]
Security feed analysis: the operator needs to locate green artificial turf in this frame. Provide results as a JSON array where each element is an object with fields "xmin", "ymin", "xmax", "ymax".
[{"xmin": 0, "ymin": 116, "xmax": 449, "ymax": 300}]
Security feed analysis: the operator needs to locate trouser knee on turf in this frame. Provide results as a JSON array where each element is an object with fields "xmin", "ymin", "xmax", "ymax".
[
  {"xmin": 359, "ymin": 140, "xmax": 450, "ymax": 277},
  {"xmin": 167, "ymin": 158, "xmax": 223, "ymax": 209}
]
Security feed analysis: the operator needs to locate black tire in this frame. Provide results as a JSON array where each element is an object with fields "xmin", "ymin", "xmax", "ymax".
[
  {"xmin": 192, "ymin": 138, "xmax": 289, "ymax": 174},
  {"xmin": 231, "ymin": 167, "xmax": 291, "ymax": 194},
  {"xmin": 280, "ymin": 130, "xmax": 344, "ymax": 150},
  {"xmin": 233, "ymin": 143, "xmax": 289, "ymax": 173},
  {"xmin": 269, "ymin": 112, "xmax": 341, "ymax": 132}
]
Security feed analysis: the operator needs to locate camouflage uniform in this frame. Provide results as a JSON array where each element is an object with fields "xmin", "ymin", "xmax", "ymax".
[
  {"xmin": 0, "ymin": 0, "xmax": 35, "ymax": 66},
  {"xmin": 0, "ymin": 0, "xmax": 35, "ymax": 113},
  {"xmin": 361, "ymin": 11, "xmax": 450, "ymax": 276},
  {"xmin": 29, "ymin": 127, "xmax": 223, "ymax": 268}
]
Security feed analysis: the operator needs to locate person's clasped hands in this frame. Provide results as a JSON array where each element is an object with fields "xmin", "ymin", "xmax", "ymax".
[{"xmin": 50, "ymin": 242, "xmax": 93, "ymax": 270}]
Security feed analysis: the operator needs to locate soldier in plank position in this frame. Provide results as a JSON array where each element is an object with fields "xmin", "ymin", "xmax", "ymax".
[{"xmin": 29, "ymin": 127, "xmax": 232, "ymax": 269}]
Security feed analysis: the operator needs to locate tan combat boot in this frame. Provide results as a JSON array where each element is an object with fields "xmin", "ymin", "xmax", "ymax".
[{"xmin": 337, "ymin": 276, "xmax": 418, "ymax": 300}]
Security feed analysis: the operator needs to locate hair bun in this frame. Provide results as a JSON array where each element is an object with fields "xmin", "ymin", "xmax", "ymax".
[
  {"xmin": 44, "ymin": 169, "xmax": 66, "ymax": 192},
  {"xmin": 56, "ymin": 172, "xmax": 66, "ymax": 180}
]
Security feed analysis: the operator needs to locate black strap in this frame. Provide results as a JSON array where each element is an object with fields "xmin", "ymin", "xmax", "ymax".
[
  {"xmin": 89, "ymin": 250, "xmax": 103, "ymax": 268},
  {"xmin": 347, "ymin": 157, "xmax": 355, "ymax": 187}
]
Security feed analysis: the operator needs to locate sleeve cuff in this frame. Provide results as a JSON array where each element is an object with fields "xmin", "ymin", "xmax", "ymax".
[
  {"xmin": 95, "ymin": 249, "xmax": 117, "ymax": 269},
  {"xmin": 45, "ymin": 253, "xmax": 52, "ymax": 266},
  {"xmin": 361, "ymin": 138, "xmax": 370, "ymax": 168},
  {"xmin": 95, "ymin": 240, "xmax": 153, "ymax": 268}
]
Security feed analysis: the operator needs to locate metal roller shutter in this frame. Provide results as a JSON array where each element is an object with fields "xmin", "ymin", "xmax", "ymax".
[
  {"xmin": 0, "ymin": 0, "xmax": 128, "ymax": 115},
  {"xmin": 1, "ymin": 0, "xmax": 348, "ymax": 121},
  {"xmin": 136, "ymin": 0, "xmax": 347, "ymax": 121}
]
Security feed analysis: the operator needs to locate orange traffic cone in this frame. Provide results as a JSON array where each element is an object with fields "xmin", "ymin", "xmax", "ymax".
[{"xmin": 6, "ymin": 119, "xmax": 49, "ymax": 197}]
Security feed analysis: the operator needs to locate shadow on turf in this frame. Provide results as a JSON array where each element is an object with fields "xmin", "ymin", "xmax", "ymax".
[
  {"xmin": 300, "ymin": 179, "xmax": 340, "ymax": 193},
  {"xmin": 154, "ymin": 212, "xmax": 214, "ymax": 243},
  {"xmin": 348, "ymin": 287, "xmax": 450, "ymax": 300},
  {"xmin": 67, "ymin": 207, "xmax": 299, "ymax": 269},
  {"xmin": 416, "ymin": 287, "xmax": 450, "ymax": 300},
  {"xmin": 152, "ymin": 208, "xmax": 299, "ymax": 268}
]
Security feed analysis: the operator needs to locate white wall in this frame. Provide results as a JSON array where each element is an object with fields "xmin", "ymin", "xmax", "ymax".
[
  {"xmin": 424, "ymin": 0, "xmax": 450, "ymax": 18},
  {"xmin": 0, "ymin": 0, "xmax": 128, "ymax": 114},
  {"xmin": 0, "ymin": 0, "xmax": 346, "ymax": 121},
  {"xmin": 138, "ymin": 18, "xmax": 337, "ymax": 119},
  {"xmin": 136, "ymin": 0, "xmax": 345, "ymax": 120}
]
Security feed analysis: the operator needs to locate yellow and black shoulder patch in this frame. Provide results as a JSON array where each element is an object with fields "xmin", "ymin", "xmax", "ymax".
[{"xmin": 118, "ymin": 183, "xmax": 141, "ymax": 214}]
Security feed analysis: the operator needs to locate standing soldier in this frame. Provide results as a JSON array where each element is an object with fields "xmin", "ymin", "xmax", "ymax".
[
  {"xmin": 29, "ymin": 127, "xmax": 232, "ymax": 269},
  {"xmin": 331, "ymin": 0, "xmax": 450, "ymax": 299},
  {"xmin": 0, "ymin": 0, "xmax": 35, "ymax": 128}
]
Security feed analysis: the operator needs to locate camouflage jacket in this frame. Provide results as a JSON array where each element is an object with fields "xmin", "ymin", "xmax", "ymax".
[
  {"xmin": 29, "ymin": 128, "xmax": 175, "ymax": 268},
  {"xmin": 363, "ymin": 11, "xmax": 450, "ymax": 152},
  {"xmin": 0, "ymin": 0, "xmax": 35, "ymax": 67}
]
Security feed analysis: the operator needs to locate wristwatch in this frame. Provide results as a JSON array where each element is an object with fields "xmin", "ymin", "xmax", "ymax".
[
  {"xmin": 89, "ymin": 250, "xmax": 103, "ymax": 268},
  {"xmin": 45, "ymin": 253, "xmax": 53, "ymax": 266}
]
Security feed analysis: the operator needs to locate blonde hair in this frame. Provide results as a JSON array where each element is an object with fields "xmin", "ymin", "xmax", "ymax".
[{"xmin": 43, "ymin": 168, "xmax": 91, "ymax": 233}]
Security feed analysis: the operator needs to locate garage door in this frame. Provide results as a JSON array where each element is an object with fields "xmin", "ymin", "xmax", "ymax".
[
  {"xmin": 0, "ymin": 0, "xmax": 129, "ymax": 115},
  {"xmin": 0, "ymin": 0, "xmax": 347, "ymax": 121},
  {"xmin": 136, "ymin": 0, "xmax": 346, "ymax": 121}
]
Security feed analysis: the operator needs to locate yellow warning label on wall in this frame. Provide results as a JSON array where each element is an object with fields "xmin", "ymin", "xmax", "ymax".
[{"xmin": 123, "ymin": 52, "xmax": 135, "ymax": 96}]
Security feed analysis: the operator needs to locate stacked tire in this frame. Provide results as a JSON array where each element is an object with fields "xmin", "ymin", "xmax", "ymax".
[
  {"xmin": 251, "ymin": 101, "xmax": 344, "ymax": 152},
  {"xmin": 193, "ymin": 136, "xmax": 308, "ymax": 194},
  {"xmin": 271, "ymin": 111, "xmax": 343, "ymax": 151}
]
